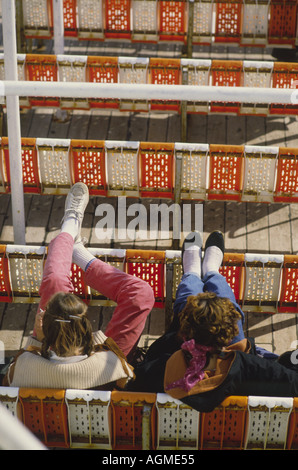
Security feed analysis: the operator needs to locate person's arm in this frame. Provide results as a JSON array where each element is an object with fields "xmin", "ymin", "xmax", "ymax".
[{"xmin": 32, "ymin": 309, "xmax": 45, "ymax": 341}]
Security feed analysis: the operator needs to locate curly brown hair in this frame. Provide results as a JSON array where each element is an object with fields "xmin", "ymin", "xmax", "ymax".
[
  {"xmin": 178, "ymin": 291, "xmax": 241, "ymax": 350},
  {"xmin": 41, "ymin": 292, "xmax": 94, "ymax": 359}
]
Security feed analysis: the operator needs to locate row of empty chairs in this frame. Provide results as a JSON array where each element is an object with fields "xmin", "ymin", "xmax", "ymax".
[
  {"xmin": 0, "ymin": 387, "xmax": 297, "ymax": 449},
  {"xmin": 1, "ymin": 54, "xmax": 298, "ymax": 116},
  {"xmin": 22, "ymin": 0, "xmax": 298, "ymax": 48},
  {"xmin": 0, "ymin": 246, "xmax": 297, "ymax": 314},
  {"xmin": 1, "ymin": 137, "xmax": 298, "ymax": 203}
]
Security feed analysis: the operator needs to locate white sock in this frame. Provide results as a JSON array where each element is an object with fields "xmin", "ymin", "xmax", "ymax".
[
  {"xmin": 183, "ymin": 246, "xmax": 201, "ymax": 276},
  {"xmin": 61, "ymin": 216, "xmax": 80, "ymax": 240},
  {"xmin": 202, "ymin": 246, "xmax": 223, "ymax": 276},
  {"xmin": 72, "ymin": 242, "xmax": 95, "ymax": 271}
]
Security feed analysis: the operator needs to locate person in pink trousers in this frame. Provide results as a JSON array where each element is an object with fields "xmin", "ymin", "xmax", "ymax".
[{"xmin": 4, "ymin": 183, "xmax": 155, "ymax": 389}]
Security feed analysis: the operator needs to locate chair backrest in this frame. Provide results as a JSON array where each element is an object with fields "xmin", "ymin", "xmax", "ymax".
[
  {"xmin": 65, "ymin": 389, "xmax": 112, "ymax": 449},
  {"xmin": 1, "ymin": 387, "xmax": 298, "ymax": 450}
]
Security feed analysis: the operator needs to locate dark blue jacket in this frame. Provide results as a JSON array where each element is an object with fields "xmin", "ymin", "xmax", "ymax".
[{"xmin": 130, "ymin": 328, "xmax": 298, "ymax": 412}]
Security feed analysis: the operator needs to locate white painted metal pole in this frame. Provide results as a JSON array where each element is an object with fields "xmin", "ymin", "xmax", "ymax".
[
  {"xmin": 0, "ymin": 80, "xmax": 296, "ymax": 104},
  {"xmin": 0, "ymin": 404, "xmax": 46, "ymax": 450},
  {"xmin": 2, "ymin": 0, "xmax": 26, "ymax": 245},
  {"xmin": 53, "ymin": 0, "xmax": 65, "ymax": 54}
]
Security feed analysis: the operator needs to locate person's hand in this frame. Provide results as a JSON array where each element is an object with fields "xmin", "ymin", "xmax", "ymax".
[{"xmin": 34, "ymin": 309, "xmax": 45, "ymax": 342}]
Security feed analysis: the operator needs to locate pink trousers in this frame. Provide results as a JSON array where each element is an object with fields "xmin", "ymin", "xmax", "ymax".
[{"xmin": 37, "ymin": 233, "xmax": 155, "ymax": 357}]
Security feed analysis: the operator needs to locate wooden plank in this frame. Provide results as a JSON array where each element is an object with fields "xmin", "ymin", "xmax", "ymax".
[
  {"xmin": 63, "ymin": 38, "xmax": 89, "ymax": 55},
  {"xmin": 148, "ymin": 307, "xmax": 165, "ymax": 336},
  {"xmin": 155, "ymin": 199, "xmax": 174, "ymax": 250},
  {"xmin": 48, "ymin": 111, "xmax": 72, "ymax": 139},
  {"xmin": 187, "ymin": 114, "xmax": 208, "ymax": 143},
  {"xmin": 290, "ymin": 204, "xmax": 298, "ymax": 254},
  {"xmin": 0, "ymin": 214, "xmax": 5, "ymax": 239},
  {"xmin": 284, "ymin": 116, "xmax": 298, "ymax": 147},
  {"xmin": 0, "ymin": 304, "xmax": 30, "ymax": 358},
  {"xmin": 107, "ymin": 110, "xmax": 131, "ymax": 141},
  {"xmin": 246, "ymin": 312, "xmax": 275, "ymax": 354},
  {"xmin": 203, "ymin": 201, "xmax": 225, "ymax": 246},
  {"xmin": 226, "ymin": 115, "xmax": 246, "ymax": 145},
  {"xmin": 224, "ymin": 202, "xmax": 247, "ymax": 252},
  {"xmin": 225, "ymin": 115, "xmax": 247, "ymax": 251},
  {"xmin": 246, "ymin": 202, "xmax": 269, "ymax": 253},
  {"xmin": 268, "ymin": 204, "xmax": 291, "ymax": 253},
  {"xmin": 21, "ymin": 304, "xmax": 37, "ymax": 349},
  {"xmin": 206, "ymin": 115, "xmax": 227, "ymax": 144},
  {"xmin": 87, "ymin": 109, "xmax": 111, "ymax": 140},
  {"xmin": 265, "ymin": 116, "xmax": 286, "ymax": 146},
  {"xmin": 0, "ymin": 303, "xmax": 6, "ymax": 328},
  {"xmin": 178, "ymin": 201, "xmax": 202, "ymax": 249},
  {"xmin": 44, "ymin": 195, "xmax": 65, "ymax": 244},
  {"xmin": 0, "ymin": 194, "xmax": 10, "ymax": 215},
  {"xmin": 113, "ymin": 197, "xmax": 140, "ymax": 249},
  {"xmin": 166, "ymin": 114, "xmax": 181, "ymax": 143},
  {"xmin": 20, "ymin": 108, "xmax": 35, "ymax": 137},
  {"xmin": 147, "ymin": 112, "xmax": 170, "ymax": 142},
  {"xmin": 27, "ymin": 108, "xmax": 53, "ymax": 138},
  {"xmin": 272, "ymin": 313, "xmax": 298, "ymax": 356},
  {"xmin": 90, "ymin": 196, "xmax": 116, "ymax": 247},
  {"xmin": 0, "ymin": 194, "xmax": 32, "ymax": 244},
  {"xmin": 25, "ymin": 194, "xmax": 53, "ymax": 245},
  {"xmin": 127, "ymin": 113, "xmax": 149, "ymax": 141},
  {"xmin": 127, "ymin": 198, "xmax": 158, "ymax": 250},
  {"xmin": 246, "ymin": 116, "xmax": 266, "ymax": 145},
  {"xmin": 67, "ymin": 110, "xmax": 91, "ymax": 140}
]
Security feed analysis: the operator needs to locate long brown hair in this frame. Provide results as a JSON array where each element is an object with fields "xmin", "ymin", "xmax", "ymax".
[
  {"xmin": 41, "ymin": 292, "xmax": 93, "ymax": 359},
  {"xmin": 178, "ymin": 291, "xmax": 241, "ymax": 351}
]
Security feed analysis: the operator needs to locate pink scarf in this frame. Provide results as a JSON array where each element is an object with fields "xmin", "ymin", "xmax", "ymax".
[{"xmin": 166, "ymin": 339, "xmax": 213, "ymax": 392}]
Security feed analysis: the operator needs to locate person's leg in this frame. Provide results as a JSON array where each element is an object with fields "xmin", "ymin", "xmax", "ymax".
[
  {"xmin": 173, "ymin": 273, "xmax": 204, "ymax": 316},
  {"xmin": 172, "ymin": 232, "xmax": 204, "ymax": 325},
  {"xmin": 38, "ymin": 232, "xmax": 75, "ymax": 312},
  {"xmin": 72, "ymin": 242, "xmax": 155, "ymax": 357},
  {"xmin": 202, "ymin": 231, "xmax": 244, "ymax": 343},
  {"xmin": 37, "ymin": 183, "xmax": 89, "ymax": 313},
  {"xmin": 203, "ymin": 271, "xmax": 245, "ymax": 343}
]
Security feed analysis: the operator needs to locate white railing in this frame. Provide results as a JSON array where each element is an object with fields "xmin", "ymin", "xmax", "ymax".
[
  {"xmin": 2, "ymin": 0, "xmax": 298, "ymax": 245},
  {"xmin": 0, "ymin": 80, "xmax": 297, "ymax": 104}
]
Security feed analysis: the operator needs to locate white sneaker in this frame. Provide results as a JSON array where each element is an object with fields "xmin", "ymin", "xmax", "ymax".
[{"xmin": 62, "ymin": 183, "xmax": 89, "ymax": 241}]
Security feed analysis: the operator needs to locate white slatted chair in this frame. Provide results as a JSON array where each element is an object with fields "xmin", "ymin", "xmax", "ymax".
[
  {"xmin": 77, "ymin": 0, "xmax": 104, "ymax": 39},
  {"xmin": 176, "ymin": 142, "xmax": 209, "ymax": 200},
  {"xmin": 57, "ymin": 55, "xmax": 89, "ymax": 110},
  {"xmin": 0, "ymin": 387, "xmax": 19, "ymax": 418},
  {"xmin": 65, "ymin": 389, "xmax": 112, "ymax": 449},
  {"xmin": 181, "ymin": 59, "xmax": 211, "ymax": 113},
  {"xmin": 241, "ymin": 0, "xmax": 270, "ymax": 46},
  {"xmin": 241, "ymin": 61, "xmax": 273, "ymax": 115},
  {"xmin": 6, "ymin": 246, "xmax": 46, "ymax": 302},
  {"xmin": 242, "ymin": 145, "xmax": 279, "ymax": 202},
  {"xmin": 242, "ymin": 254, "xmax": 284, "ymax": 313},
  {"xmin": 106, "ymin": 140, "xmax": 140, "ymax": 196},
  {"xmin": 245, "ymin": 396, "xmax": 293, "ymax": 450},
  {"xmin": 36, "ymin": 138, "xmax": 72, "ymax": 194},
  {"xmin": 22, "ymin": 0, "xmax": 52, "ymax": 37},
  {"xmin": 156, "ymin": 393, "xmax": 200, "ymax": 450},
  {"xmin": 192, "ymin": 0, "xmax": 213, "ymax": 44},
  {"xmin": 132, "ymin": 0, "xmax": 158, "ymax": 41}
]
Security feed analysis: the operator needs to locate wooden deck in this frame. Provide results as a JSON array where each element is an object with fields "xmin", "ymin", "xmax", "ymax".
[{"xmin": 0, "ymin": 31, "xmax": 298, "ymax": 362}]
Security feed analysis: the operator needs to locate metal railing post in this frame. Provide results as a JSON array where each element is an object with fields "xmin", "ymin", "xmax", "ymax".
[
  {"xmin": 53, "ymin": 0, "xmax": 65, "ymax": 54},
  {"xmin": 2, "ymin": 0, "xmax": 26, "ymax": 245}
]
